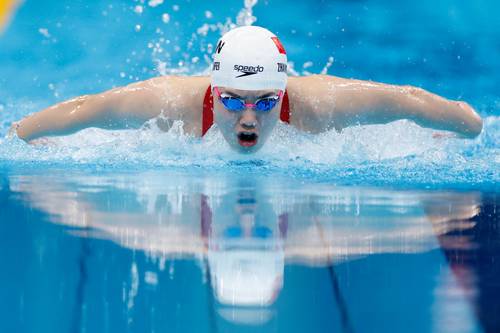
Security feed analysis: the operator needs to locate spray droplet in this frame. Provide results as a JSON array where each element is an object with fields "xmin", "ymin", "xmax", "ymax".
[
  {"xmin": 134, "ymin": 5, "xmax": 143, "ymax": 14},
  {"xmin": 162, "ymin": 13, "xmax": 170, "ymax": 23},
  {"xmin": 148, "ymin": 0, "xmax": 164, "ymax": 7},
  {"xmin": 38, "ymin": 28, "xmax": 51, "ymax": 38},
  {"xmin": 303, "ymin": 61, "xmax": 313, "ymax": 69}
]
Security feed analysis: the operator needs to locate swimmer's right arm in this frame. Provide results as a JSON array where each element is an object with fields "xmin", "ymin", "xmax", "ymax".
[
  {"xmin": 15, "ymin": 82, "xmax": 161, "ymax": 142},
  {"xmin": 14, "ymin": 76, "xmax": 209, "ymax": 142}
]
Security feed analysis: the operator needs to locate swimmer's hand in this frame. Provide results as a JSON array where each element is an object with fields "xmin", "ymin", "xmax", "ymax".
[
  {"xmin": 7, "ymin": 122, "xmax": 20, "ymax": 139},
  {"xmin": 29, "ymin": 137, "xmax": 57, "ymax": 146},
  {"xmin": 432, "ymin": 132, "xmax": 456, "ymax": 139},
  {"xmin": 8, "ymin": 122, "xmax": 54, "ymax": 145}
]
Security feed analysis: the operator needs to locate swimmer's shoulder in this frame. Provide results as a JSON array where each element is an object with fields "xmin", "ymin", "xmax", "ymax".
[
  {"xmin": 287, "ymin": 74, "xmax": 349, "ymax": 103},
  {"xmin": 134, "ymin": 75, "xmax": 210, "ymax": 96},
  {"xmin": 286, "ymin": 75, "xmax": 346, "ymax": 132},
  {"xmin": 124, "ymin": 76, "xmax": 210, "ymax": 134}
]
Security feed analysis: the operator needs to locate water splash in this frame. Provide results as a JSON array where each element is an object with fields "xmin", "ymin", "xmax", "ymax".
[
  {"xmin": 1, "ymin": 114, "xmax": 498, "ymax": 187},
  {"xmin": 0, "ymin": 0, "xmax": 497, "ymax": 188},
  {"xmin": 145, "ymin": 0, "xmax": 259, "ymax": 77},
  {"xmin": 236, "ymin": 0, "xmax": 258, "ymax": 26}
]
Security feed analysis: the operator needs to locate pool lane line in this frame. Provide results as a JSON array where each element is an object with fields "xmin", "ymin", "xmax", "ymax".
[
  {"xmin": 204, "ymin": 255, "xmax": 219, "ymax": 332},
  {"xmin": 314, "ymin": 219, "xmax": 356, "ymax": 333},
  {"xmin": 71, "ymin": 232, "xmax": 91, "ymax": 333}
]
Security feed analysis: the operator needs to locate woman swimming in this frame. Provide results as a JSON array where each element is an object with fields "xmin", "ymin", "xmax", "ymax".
[{"xmin": 13, "ymin": 26, "xmax": 483, "ymax": 153}]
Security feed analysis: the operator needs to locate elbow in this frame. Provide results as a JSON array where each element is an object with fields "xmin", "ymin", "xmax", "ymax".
[
  {"xmin": 471, "ymin": 114, "xmax": 483, "ymax": 137},
  {"xmin": 464, "ymin": 117, "xmax": 483, "ymax": 138},
  {"xmin": 458, "ymin": 101, "xmax": 483, "ymax": 138}
]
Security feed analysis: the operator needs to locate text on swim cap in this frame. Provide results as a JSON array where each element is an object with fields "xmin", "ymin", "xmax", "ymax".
[
  {"xmin": 215, "ymin": 40, "xmax": 225, "ymax": 54},
  {"xmin": 234, "ymin": 65, "xmax": 264, "ymax": 73},
  {"xmin": 234, "ymin": 64, "xmax": 264, "ymax": 78}
]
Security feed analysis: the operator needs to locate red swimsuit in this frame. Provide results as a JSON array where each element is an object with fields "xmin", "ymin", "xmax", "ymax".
[{"xmin": 201, "ymin": 86, "xmax": 290, "ymax": 136}]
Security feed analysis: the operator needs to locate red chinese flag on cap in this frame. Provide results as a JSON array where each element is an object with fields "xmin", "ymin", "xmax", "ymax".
[{"xmin": 271, "ymin": 37, "xmax": 286, "ymax": 55}]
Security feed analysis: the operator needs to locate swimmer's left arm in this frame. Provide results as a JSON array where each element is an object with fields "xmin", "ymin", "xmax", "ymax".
[{"xmin": 287, "ymin": 75, "xmax": 483, "ymax": 138}]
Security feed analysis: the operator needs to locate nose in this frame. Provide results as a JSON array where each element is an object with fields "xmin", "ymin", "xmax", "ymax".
[
  {"xmin": 241, "ymin": 121, "xmax": 257, "ymax": 130},
  {"xmin": 239, "ymin": 110, "xmax": 257, "ymax": 129}
]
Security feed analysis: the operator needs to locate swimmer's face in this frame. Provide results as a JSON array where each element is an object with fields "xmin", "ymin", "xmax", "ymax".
[{"xmin": 213, "ymin": 87, "xmax": 282, "ymax": 153}]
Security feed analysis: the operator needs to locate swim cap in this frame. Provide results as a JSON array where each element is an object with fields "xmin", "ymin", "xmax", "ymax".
[{"xmin": 211, "ymin": 26, "xmax": 288, "ymax": 91}]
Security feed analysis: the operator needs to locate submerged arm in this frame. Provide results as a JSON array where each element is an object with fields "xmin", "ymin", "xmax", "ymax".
[
  {"xmin": 14, "ymin": 76, "xmax": 208, "ymax": 142},
  {"xmin": 287, "ymin": 75, "xmax": 483, "ymax": 138}
]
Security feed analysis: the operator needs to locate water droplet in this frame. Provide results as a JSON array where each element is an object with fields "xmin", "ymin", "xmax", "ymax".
[
  {"xmin": 38, "ymin": 28, "xmax": 50, "ymax": 38},
  {"xmin": 134, "ymin": 5, "xmax": 143, "ymax": 14},
  {"xmin": 148, "ymin": 0, "xmax": 164, "ymax": 7},
  {"xmin": 303, "ymin": 61, "xmax": 313, "ymax": 69}
]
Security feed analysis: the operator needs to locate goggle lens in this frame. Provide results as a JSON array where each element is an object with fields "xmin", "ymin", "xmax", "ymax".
[
  {"xmin": 215, "ymin": 87, "xmax": 281, "ymax": 113},
  {"xmin": 222, "ymin": 98, "xmax": 246, "ymax": 111},
  {"xmin": 255, "ymin": 98, "xmax": 278, "ymax": 112}
]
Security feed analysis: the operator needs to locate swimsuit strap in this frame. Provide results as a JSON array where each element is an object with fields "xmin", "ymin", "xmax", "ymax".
[
  {"xmin": 202, "ymin": 85, "xmax": 290, "ymax": 136},
  {"xmin": 280, "ymin": 90, "xmax": 290, "ymax": 124},
  {"xmin": 202, "ymin": 86, "xmax": 214, "ymax": 136}
]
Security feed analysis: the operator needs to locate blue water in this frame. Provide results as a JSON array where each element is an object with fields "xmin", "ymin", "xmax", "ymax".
[
  {"xmin": 0, "ymin": 0, "xmax": 499, "ymax": 332},
  {"xmin": 1, "ymin": 170, "xmax": 497, "ymax": 333}
]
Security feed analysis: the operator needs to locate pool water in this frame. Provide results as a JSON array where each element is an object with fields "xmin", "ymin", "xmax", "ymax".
[
  {"xmin": 1, "ymin": 169, "xmax": 498, "ymax": 333},
  {"xmin": 0, "ymin": 0, "xmax": 499, "ymax": 332}
]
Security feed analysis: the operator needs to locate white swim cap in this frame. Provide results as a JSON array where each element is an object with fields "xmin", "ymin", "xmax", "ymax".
[{"xmin": 211, "ymin": 26, "xmax": 288, "ymax": 91}]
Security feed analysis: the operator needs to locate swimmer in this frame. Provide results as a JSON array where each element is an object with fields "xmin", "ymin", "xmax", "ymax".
[{"xmin": 13, "ymin": 26, "xmax": 483, "ymax": 152}]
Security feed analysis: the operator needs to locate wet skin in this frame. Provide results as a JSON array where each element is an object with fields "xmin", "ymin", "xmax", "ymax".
[
  {"xmin": 213, "ymin": 87, "xmax": 282, "ymax": 153},
  {"xmin": 13, "ymin": 75, "xmax": 483, "ymax": 145}
]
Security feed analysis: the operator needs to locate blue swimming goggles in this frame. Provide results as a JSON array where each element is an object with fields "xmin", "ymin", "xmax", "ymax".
[{"xmin": 214, "ymin": 87, "xmax": 283, "ymax": 112}]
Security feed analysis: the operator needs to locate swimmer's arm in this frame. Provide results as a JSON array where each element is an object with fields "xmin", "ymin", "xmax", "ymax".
[
  {"xmin": 14, "ymin": 76, "xmax": 208, "ymax": 142},
  {"xmin": 287, "ymin": 75, "xmax": 483, "ymax": 138},
  {"xmin": 15, "ymin": 84, "xmax": 160, "ymax": 142}
]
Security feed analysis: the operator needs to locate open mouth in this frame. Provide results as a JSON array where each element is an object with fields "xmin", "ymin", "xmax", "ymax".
[{"xmin": 237, "ymin": 132, "xmax": 258, "ymax": 147}]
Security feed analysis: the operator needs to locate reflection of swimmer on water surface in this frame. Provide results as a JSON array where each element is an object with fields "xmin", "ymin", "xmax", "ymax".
[
  {"xmin": 13, "ymin": 26, "xmax": 482, "ymax": 152},
  {"xmin": 10, "ymin": 172, "xmax": 482, "ymax": 263},
  {"xmin": 9, "ymin": 172, "xmax": 484, "ymax": 319},
  {"xmin": 201, "ymin": 188, "xmax": 287, "ymax": 307}
]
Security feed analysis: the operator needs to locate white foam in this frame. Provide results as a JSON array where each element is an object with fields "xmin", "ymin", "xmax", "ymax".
[{"xmin": 1, "ymin": 116, "xmax": 497, "ymax": 185}]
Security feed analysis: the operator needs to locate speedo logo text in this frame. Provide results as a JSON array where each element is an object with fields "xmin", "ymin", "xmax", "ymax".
[{"xmin": 234, "ymin": 64, "xmax": 264, "ymax": 78}]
